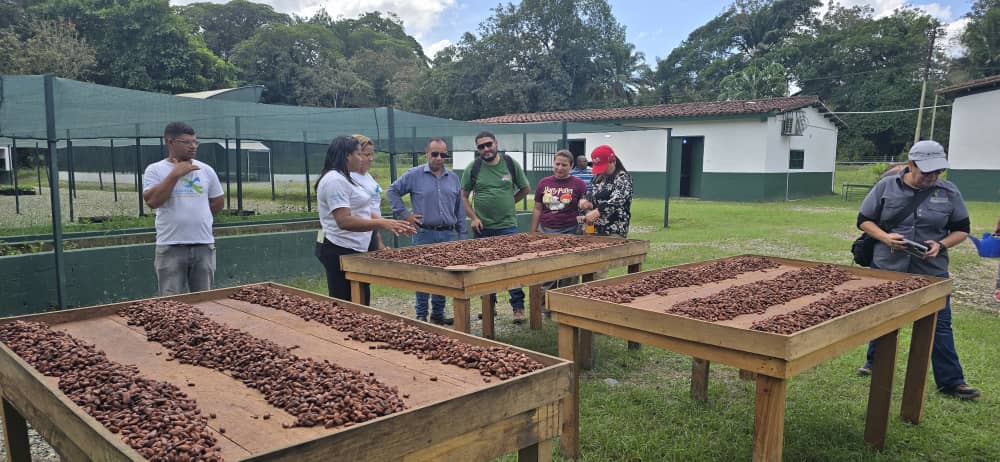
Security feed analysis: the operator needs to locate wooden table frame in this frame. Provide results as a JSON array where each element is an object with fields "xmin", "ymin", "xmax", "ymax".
[
  {"xmin": 547, "ymin": 256, "xmax": 951, "ymax": 461},
  {"xmin": 341, "ymin": 234, "xmax": 648, "ymax": 339},
  {"xmin": 0, "ymin": 283, "xmax": 572, "ymax": 462}
]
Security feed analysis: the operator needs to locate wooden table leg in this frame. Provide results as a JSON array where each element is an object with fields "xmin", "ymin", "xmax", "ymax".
[
  {"xmin": 691, "ymin": 358, "xmax": 710, "ymax": 402},
  {"xmin": 454, "ymin": 298, "xmax": 471, "ymax": 334},
  {"xmin": 558, "ymin": 324, "xmax": 580, "ymax": 460},
  {"xmin": 577, "ymin": 272, "xmax": 597, "ymax": 371},
  {"xmin": 481, "ymin": 294, "xmax": 496, "ymax": 339},
  {"xmin": 529, "ymin": 284, "xmax": 543, "ymax": 330},
  {"xmin": 579, "ymin": 329, "xmax": 594, "ymax": 371},
  {"xmin": 2, "ymin": 396, "xmax": 31, "ymax": 462},
  {"xmin": 752, "ymin": 375, "xmax": 787, "ymax": 462},
  {"xmin": 902, "ymin": 311, "xmax": 938, "ymax": 424},
  {"xmin": 626, "ymin": 263, "xmax": 642, "ymax": 350},
  {"xmin": 349, "ymin": 280, "xmax": 369, "ymax": 306},
  {"xmin": 864, "ymin": 329, "xmax": 899, "ymax": 450},
  {"xmin": 518, "ymin": 438, "xmax": 553, "ymax": 462}
]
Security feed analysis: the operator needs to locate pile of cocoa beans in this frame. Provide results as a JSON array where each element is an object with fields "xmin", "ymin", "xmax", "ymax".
[
  {"xmin": 667, "ymin": 264, "xmax": 857, "ymax": 321},
  {"xmin": 570, "ymin": 256, "xmax": 780, "ymax": 303},
  {"xmin": 231, "ymin": 286, "xmax": 544, "ymax": 381},
  {"xmin": 0, "ymin": 320, "xmax": 223, "ymax": 461},
  {"xmin": 366, "ymin": 233, "xmax": 624, "ymax": 267},
  {"xmin": 750, "ymin": 276, "xmax": 934, "ymax": 334},
  {"xmin": 120, "ymin": 301, "xmax": 406, "ymax": 429}
]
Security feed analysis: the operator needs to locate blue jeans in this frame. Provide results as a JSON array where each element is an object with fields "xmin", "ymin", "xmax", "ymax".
[
  {"xmin": 865, "ymin": 264, "xmax": 966, "ymax": 390},
  {"xmin": 412, "ymin": 228, "xmax": 462, "ymax": 319},
  {"xmin": 474, "ymin": 226, "xmax": 525, "ymax": 310}
]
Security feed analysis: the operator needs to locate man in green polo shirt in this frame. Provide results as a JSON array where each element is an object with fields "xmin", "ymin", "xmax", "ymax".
[{"xmin": 461, "ymin": 130, "xmax": 531, "ymax": 322}]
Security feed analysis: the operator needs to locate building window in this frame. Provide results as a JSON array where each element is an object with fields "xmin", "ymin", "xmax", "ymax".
[{"xmin": 789, "ymin": 150, "xmax": 804, "ymax": 170}]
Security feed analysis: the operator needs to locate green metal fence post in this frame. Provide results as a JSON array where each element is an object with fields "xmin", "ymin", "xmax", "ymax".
[
  {"xmin": 11, "ymin": 137, "xmax": 20, "ymax": 214},
  {"xmin": 522, "ymin": 132, "xmax": 528, "ymax": 210},
  {"xmin": 135, "ymin": 125, "xmax": 144, "ymax": 217},
  {"xmin": 110, "ymin": 139, "xmax": 118, "ymax": 202},
  {"xmin": 560, "ymin": 121, "xmax": 568, "ymax": 150},
  {"xmin": 663, "ymin": 128, "xmax": 673, "ymax": 228},
  {"xmin": 303, "ymin": 131, "xmax": 311, "ymax": 213},
  {"xmin": 224, "ymin": 138, "xmax": 231, "ymax": 210},
  {"xmin": 66, "ymin": 135, "xmax": 75, "ymax": 222},
  {"xmin": 43, "ymin": 74, "xmax": 67, "ymax": 308},
  {"xmin": 235, "ymin": 117, "xmax": 243, "ymax": 213}
]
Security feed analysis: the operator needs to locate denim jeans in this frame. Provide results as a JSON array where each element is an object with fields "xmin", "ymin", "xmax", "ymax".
[
  {"xmin": 412, "ymin": 228, "xmax": 462, "ymax": 319},
  {"xmin": 865, "ymin": 263, "xmax": 966, "ymax": 390},
  {"xmin": 474, "ymin": 226, "xmax": 525, "ymax": 310},
  {"xmin": 154, "ymin": 244, "xmax": 215, "ymax": 296}
]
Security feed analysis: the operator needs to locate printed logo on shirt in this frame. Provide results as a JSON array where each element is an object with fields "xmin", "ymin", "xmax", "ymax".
[
  {"xmin": 502, "ymin": 173, "xmax": 512, "ymax": 182},
  {"xmin": 929, "ymin": 189, "xmax": 950, "ymax": 203},
  {"xmin": 541, "ymin": 186, "xmax": 575, "ymax": 211},
  {"xmin": 175, "ymin": 176, "xmax": 203, "ymax": 195}
]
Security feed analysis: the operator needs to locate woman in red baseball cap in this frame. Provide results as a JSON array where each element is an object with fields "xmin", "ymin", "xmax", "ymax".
[{"xmin": 578, "ymin": 145, "xmax": 633, "ymax": 238}]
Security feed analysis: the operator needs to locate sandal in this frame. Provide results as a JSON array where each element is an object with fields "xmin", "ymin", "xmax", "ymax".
[{"xmin": 512, "ymin": 309, "xmax": 526, "ymax": 324}]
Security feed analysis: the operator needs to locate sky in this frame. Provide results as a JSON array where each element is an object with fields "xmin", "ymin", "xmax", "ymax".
[{"xmin": 170, "ymin": 0, "xmax": 976, "ymax": 62}]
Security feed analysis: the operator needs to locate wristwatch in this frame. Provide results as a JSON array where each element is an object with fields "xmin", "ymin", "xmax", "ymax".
[{"xmin": 937, "ymin": 240, "xmax": 947, "ymax": 250}]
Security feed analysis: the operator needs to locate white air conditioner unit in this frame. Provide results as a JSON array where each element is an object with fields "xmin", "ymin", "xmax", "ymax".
[
  {"xmin": 0, "ymin": 146, "xmax": 10, "ymax": 171},
  {"xmin": 780, "ymin": 111, "xmax": 808, "ymax": 136}
]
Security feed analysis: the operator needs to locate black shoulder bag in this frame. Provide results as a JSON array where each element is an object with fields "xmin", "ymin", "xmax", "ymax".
[{"xmin": 851, "ymin": 188, "xmax": 934, "ymax": 267}]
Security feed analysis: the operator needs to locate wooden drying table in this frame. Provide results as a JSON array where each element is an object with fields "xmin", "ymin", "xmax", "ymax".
[
  {"xmin": 0, "ymin": 283, "xmax": 571, "ymax": 462},
  {"xmin": 340, "ymin": 233, "xmax": 648, "ymax": 339},
  {"xmin": 547, "ymin": 256, "xmax": 951, "ymax": 461}
]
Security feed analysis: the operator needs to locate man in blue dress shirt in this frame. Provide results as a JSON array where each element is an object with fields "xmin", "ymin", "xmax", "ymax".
[{"xmin": 387, "ymin": 138, "xmax": 465, "ymax": 325}]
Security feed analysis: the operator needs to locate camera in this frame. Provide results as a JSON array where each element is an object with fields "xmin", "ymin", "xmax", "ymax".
[{"xmin": 901, "ymin": 239, "xmax": 929, "ymax": 258}]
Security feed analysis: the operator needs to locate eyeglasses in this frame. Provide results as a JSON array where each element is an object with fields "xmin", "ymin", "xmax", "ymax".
[
  {"xmin": 429, "ymin": 151, "xmax": 450, "ymax": 158},
  {"xmin": 172, "ymin": 139, "xmax": 199, "ymax": 147},
  {"xmin": 476, "ymin": 141, "xmax": 494, "ymax": 150}
]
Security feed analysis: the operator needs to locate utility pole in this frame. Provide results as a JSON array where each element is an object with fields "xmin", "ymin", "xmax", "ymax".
[{"xmin": 914, "ymin": 26, "xmax": 938, "ymax": 143}]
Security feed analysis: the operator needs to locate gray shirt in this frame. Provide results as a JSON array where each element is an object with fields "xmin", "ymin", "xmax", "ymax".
[
  {"xmin": 858, "ymin": 167, "xmax": 969, "ymax": 275},
  {"xmin": 387, "ymin": 164, "xmax": 466, "ymax": 233}
]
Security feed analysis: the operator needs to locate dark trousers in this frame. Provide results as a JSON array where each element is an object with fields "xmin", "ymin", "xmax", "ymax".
[
  {"xmin": 315, "ymin": 240, "xmax": 370, "ymax": 302},
  {"xmin": 474, "ymin": 226, "xmax": 525, "ymax": 310},
  {"xmin": 865, "ymin": 265, "xmax": 966, "ymax": 390}
]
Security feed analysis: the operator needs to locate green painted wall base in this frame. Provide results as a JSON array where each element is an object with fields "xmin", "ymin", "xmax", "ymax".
[
  {"xmin": 948, "ymin": 169, "xmax": 1000, "ymax": 202},
  {"xmin": 0, "ymin": 230, "xmax": 321, "ymax": 316},
  {"xmin": 1, "ymin": 213, "xmax": 538, "ymax": 316},
  {"xmin": 698, "ymin": 172, "xmax": 833, "ymax": 201}
]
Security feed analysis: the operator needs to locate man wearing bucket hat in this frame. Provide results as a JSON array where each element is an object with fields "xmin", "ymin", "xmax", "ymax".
[{"xmin": 855, "ymin": 140, "xmax": 980, "ymax": 399}]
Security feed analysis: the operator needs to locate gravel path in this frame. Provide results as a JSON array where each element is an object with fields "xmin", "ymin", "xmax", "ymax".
[{"xmin": 0, "ymin": 182, "xmax": 309, "ymax": 230}]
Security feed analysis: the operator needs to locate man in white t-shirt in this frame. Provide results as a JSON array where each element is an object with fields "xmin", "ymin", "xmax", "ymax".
[{"xmin": 142, "ymin": 122, "xmax": 224, "ymax": 295}]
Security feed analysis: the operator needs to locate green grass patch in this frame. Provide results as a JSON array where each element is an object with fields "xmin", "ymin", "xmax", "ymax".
[{"xmin": 278, "ymin": 192, "xmax": 1000, "ymax": 461}]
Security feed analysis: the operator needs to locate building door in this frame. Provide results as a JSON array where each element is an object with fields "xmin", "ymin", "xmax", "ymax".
[
  {"xmin": 670, "ymin": 137, "xmax": 704, "ymax": 198},
  {"xmin": 568, "ymin": 139, "xmax": 586, "ymax": 159}
]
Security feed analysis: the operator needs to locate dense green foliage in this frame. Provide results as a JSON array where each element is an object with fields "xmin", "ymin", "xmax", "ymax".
[{"xmin": 0, "ymin": 0, "xmax": 997, "ymax": 158}]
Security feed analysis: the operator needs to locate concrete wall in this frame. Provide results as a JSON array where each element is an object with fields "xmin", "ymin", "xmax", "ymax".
[{"xmin": 945, "ymin": 89, "xmax": 1000, "ymax": 201}]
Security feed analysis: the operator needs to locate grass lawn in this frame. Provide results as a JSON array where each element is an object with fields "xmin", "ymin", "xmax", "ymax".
[{"xmin": 282, "ymin": 194, "xmax": 1000, "ymax": 461}]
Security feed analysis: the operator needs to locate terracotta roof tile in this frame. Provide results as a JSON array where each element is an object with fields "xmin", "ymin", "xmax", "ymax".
[
  {"xmin": 936, "ymin": 74, "xmax": 1000, "ymax": 98},
  {"xmin": 472, "ymin": 96, "xmax": 837, "ymax": 124}
]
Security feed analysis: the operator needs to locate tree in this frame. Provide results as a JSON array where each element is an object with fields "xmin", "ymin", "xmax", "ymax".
[
  {"xmin": 652, "ymin": 0, "xmax": 818, "ymax": 103},
  {"xmin": 789, "ymin": 5, "xmax": 946, "ymax": 158},
  {"xmin": 176, "ymin": 0, "xmax": 291, "ymax": 62},
  {"xmin": 956, "ymin": 0, "xmax": 1000, "ymax": 79},
  {"xmin": 717, "ymin": 60, "xmax": 788, "ymax": 100},
  {"xmin": 404, "ymin": 0, "xmax": 648, "ymax": 120},
  {"xmin": 0, "ymin": 18, "xmax": 97, "ymax": 79},
  {"xmin": 231, "ymin": 21, "xmax": 348, "ymax": 105},
  {"xmin": 30, "ymin": 0, "xmax": 235, "ymax": 92}
]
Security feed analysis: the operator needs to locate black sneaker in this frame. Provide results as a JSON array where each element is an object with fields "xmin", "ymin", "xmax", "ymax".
[
  {"xmin": 941, "ymin": 384, "xmax": 981, "ymax": 400},
  {"xmin": 416, "ymin": 316, "xmax": 428, "ymax": 322},
  {"xmin": 429, "ymin": 315, "xmax": 454, "ymax": 326}
]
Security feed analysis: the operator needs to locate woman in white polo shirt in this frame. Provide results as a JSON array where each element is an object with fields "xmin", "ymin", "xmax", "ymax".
[
  {"xmin": 315, "ymin": 136, "xmax": 416, "ymax": 300},
  {"xmin": 350, "ymin": 134, "xmax": 387, "ymax": 251}
]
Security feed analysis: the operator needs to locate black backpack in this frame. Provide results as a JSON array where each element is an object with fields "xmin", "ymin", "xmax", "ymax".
[{"xmin": 468, "ymin": 153, "xmax": 518, "ymax": 191}]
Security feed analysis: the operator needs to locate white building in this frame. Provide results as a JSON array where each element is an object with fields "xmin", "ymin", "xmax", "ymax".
[
  {"xmin": 936, "ymin": 74, "xmax": 1000, "ymax": 202},
  {"xmin": 457, "ymin": 96, "xmax": 844, "ymax": 201}
]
